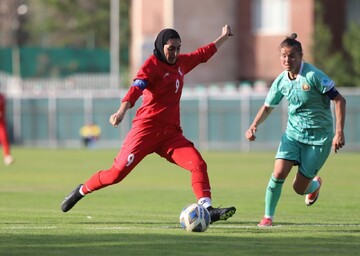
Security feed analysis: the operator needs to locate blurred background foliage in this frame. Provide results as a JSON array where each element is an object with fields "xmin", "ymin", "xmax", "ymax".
[
  {"xmin": 313, "ymin": 1, "xmax": 360, "ymax": 87},
  {"xmin": 13, "ymin": 0, "xmax": 130, "ymax": 49},
  {"xmin": 0, "ymin": 0, "xmax": 130, "ymax": 78}
]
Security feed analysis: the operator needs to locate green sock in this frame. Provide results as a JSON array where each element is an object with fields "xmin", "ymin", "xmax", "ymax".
[
  {"xmin": 264, "ymin": 174, "xmax": 285, "ymax": 218},
  {"xmin": 304, "ymin": 179, "xmax": 320, "ymax": 194}
]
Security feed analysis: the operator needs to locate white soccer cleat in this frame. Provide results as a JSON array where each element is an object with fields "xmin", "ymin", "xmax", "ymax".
[{"xmin": 4, "ymin": 155, "xmax": 14, "ymax": 166}]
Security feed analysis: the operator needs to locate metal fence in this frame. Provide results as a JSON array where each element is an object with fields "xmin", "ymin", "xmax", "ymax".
[{"xmin": 1, "ymin": 73, "xmax": 360, "ymax": 151}]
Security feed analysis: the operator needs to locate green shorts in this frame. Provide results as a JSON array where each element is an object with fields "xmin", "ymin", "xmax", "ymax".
[{"xmin": 275, "ymin": 133, "xmax": 332, "ymax": 179}]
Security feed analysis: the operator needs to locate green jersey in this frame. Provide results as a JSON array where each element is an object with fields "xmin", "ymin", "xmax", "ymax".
[{"xmin": 265, "ymin": 62, "xmax": 335, "ymax": 145}]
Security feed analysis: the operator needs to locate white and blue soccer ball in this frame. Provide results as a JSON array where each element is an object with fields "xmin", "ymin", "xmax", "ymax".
[{"xmin": 179, "ymin": 203, "xmax": 210, "ymax": 232}]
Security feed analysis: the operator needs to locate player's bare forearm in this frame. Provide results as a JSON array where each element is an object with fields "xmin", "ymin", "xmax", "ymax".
[
  {"xmin": 109, "ymin": 101, "xmax": 131, "ymax": 127},
  {"xmin": 332, "ymin": 93, "xmax": 346, "ymax": 152},
  {"xmin": 245, "ymin": 105, "xmax": 273, "ymax": 141}
]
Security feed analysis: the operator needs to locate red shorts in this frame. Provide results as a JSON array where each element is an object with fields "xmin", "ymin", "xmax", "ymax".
[
  {"xmin": 84, "ymin": 123, "xmax": 211, "ymax": 199},
  {"xmin": 113, "ymin": 124, "xmax": 194, "ymax": 171}
]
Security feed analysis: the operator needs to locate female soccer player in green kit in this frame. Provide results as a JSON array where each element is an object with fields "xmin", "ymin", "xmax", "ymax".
[{"xmin": 245, "ymin": 33, "xmax": 346, "ymax": 227}]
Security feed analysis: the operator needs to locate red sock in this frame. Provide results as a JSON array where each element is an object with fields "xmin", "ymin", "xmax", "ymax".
[
  {"xmin": 191, "ymin": 168, "xmax": 211, "ymax": 200},
  {"xmin": 81, "ymin": 171, "xmax": 102, "ymax": 194}
]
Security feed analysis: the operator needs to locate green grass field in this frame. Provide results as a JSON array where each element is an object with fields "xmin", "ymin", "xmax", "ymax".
[{"xmin": 0, "ymin": 148, "xmax": 359, "ymax": 256}]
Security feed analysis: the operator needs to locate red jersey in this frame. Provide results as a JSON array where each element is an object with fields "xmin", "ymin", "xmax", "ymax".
[{"xmin": 122, "ymin": 43, "xmax": 217, "ymax": 129}]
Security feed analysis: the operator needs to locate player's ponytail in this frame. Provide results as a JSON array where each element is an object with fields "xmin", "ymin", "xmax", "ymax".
[{"xmin": 280, "ymin": 32, "xmax": 303, "ymax": 55}]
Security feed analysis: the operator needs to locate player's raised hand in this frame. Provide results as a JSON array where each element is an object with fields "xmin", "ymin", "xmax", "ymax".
[
  {"xmin": 214, "ymin": 24, "xmax": 233, "ymax": 49},
  {"xmin": 222, "ymin": 24, "xmax": 233, "ymax": 37}
]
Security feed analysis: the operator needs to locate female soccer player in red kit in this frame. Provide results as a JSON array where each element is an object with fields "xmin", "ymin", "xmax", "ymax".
[
  {"xmin": 61, "ymin": 25, "xmax": 236, "ymax": 223},
  {"xmin": 0, "ymin": 93, "xmax": 14, "ymax": 166}
]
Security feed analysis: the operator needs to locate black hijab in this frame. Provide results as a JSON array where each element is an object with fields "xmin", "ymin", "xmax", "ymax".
[{"xmin": 153, "ymin": 28, "xmax": 181, "ymax": 64}]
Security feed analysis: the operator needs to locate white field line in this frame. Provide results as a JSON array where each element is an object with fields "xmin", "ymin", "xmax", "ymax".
[
  {"xmin": 210, "ymin": 224, "xmax": 360, "ymax": 228},
  {"xmin": 3, "ymin": 223, "xmax": 360, "ymax": 231},
  {"xmin": 5, "ymin": 226, "xmax": 57, "ymax": 230},
  {"xmin": 85, "ymin": 223, "xmax": 360, "ymax": 230}
]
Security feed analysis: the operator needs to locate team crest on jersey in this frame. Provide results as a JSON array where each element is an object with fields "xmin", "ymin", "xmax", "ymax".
[{"xmin": 302, "ymin": 83, "xmax": 310, "ymax": 91}]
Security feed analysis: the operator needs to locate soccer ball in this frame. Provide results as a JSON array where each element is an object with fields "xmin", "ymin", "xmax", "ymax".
[{"xmin": 179, "ymin": 203, "xmax": 210, "ymax": 232}]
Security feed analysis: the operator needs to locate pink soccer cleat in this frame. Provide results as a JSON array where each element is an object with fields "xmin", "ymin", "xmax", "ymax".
[{"xmin": 257, "ymin": 217, "xmax": 273, "ymax": 227}]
